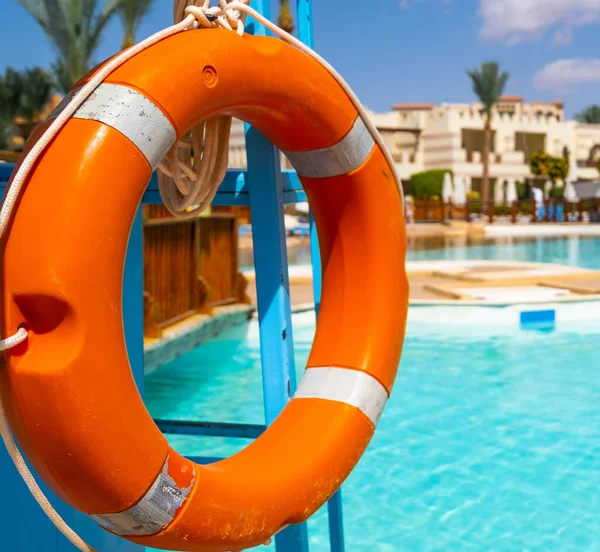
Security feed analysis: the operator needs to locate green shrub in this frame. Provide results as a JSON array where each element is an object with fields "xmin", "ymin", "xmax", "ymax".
[
  {"xmin": 520, "ymin": 203, "xmax": 533, "ymax": 215},
  {"xmin": 549, "ymin": 186, "xmax": 565, "ymax": 200},
  {"xmin": 516, "ymin": 180, "xmax": 530, "ymax": 200},
  {"xmin": 409, "ymin": 170, "xmax": 452, "ymax": 200},
  {"xmin": 582, "ymin": 199, "xmax": 595, "ymax": 211},
  {"xmin": 530, "ymin": 150, "xmax": 569, "ymax": 182},
  {"xmin": 466, "ymin": 190, "xmax": 480, "ymax": 201},
  {"xmin": 467, "ymin": 202, "xmax": 514, "ymax": 217},
  {"xmin": 468, "ymin": 201, "xmax": 483, "ymax": 215}
]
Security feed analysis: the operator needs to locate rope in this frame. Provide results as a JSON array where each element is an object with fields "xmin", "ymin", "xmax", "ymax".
[
  {"xmin": 0, "ymin": 9, "xmax": 205, "ymax": 551},
  {"xmin": 156, "ymin": 0, "xmax": 251, "ymax": 219},
  {"xmin": 223, "ymin": 1, "xmax": 404, "ymax": 203},
  {"xmin": 159, "ymin": 0, "xmax": 405, "ymax": 218},
  {"xmin": 0, "ymin": 326, "xmax": 27, "ymax": 352},
  {"xmin": 0, "ymin": 402, "xmax": 98, "ymax": 551},
  {"xmin": 0, "ymin": 2, "xmax": 404, "ymax": 549}
]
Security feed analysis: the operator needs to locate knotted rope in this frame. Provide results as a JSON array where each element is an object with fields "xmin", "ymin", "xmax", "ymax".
[
  {"xmin": 0, "ymin": 2, "xmax": 403, "ymax": 550},
  {"xmin": 157, "ymin": 0, "xmax": 251, "ymax": 218},
  {"xmin": 0, "ymin": 4, "xmax": 249, "ymax": 550}
]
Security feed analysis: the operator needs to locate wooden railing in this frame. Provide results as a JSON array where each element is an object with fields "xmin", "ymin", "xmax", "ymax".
[
  {"xmin": 413, "ymin": 198, "xmax": 600, "ymax": 224},
  {"xmin": 143, "ymin": 205, "xmax": 249, "ymax": 337},
  {"xmin": 211, "ymin": 205, "xmax": 251, "ymax": 224},
  {"xmin": 464, "ymin": 198, "xmax": 600, "ymax": 224},
  {"xmin": 413, "ymin": 199, "xmax": 444, "ymax": 222},
  {"xmin": 413, "ymin": 199, "xmax": 465, "ymax": 223}
]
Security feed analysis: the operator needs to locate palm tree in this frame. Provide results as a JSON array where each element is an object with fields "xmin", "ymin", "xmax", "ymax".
[
  {"xmin": 0, "ymin": 69, "xmax": 25, "ymax": 120},
  {"xmin": 467, "ymin": 62, "xmax": 509, "ymax": 204},
  {"xmin": 18, "ymin": 68, "xmax": 55, "ymax": 136},
  {"xmin": 0, "ymin": 97, "xmax": 13, "ymax": 151},
  {"xmin": 117, "ymin": 0, "xmax": 156, "ymax": 49},
  {"xmin": 0, "ymin": 67, "xmax": 53, "ymax": 149},
  {"xmin": 278, "ymin": 0, "xmax": 294, "ymax": 33},
  {"xmin": 0, "ymin": 69, "xmax": 24, "ymax": 150},
  {"xmin": 17, "ymin": 0, "xmax": 121, "ymax": 93},
  {"xmin": 575, "ymin": 105, "xmax": 600, "ymax": 124},
  {"xmin": 19, "ymin": 68, "xmax": 54, "ymax": 121}
]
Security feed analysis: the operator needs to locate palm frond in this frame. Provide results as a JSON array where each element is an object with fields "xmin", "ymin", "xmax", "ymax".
[
  {"xmin": 16, "ymin": 0, "xmax": 49, "ymax": 28},
  {"xmin": 467, "ymin": 61, "xmax": 509, "ymax": 117},
  {"xmin": 19, "ymin": 0, "xmax": 121, "ymax": 91},
  {"xmin": 116, "ymin": 0, "xmax": 156, "ymax": 48},
  {"xmin": 89, "ymin": 0, "xmax": 121, "ymax": 55}
]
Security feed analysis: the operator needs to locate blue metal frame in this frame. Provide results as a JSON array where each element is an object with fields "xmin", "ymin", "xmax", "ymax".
[
  {"xmin": 0, "ymin": 186, "xmax": 145, "ymax": 552},
  {"xmin": 0, "ymin": 0, "xmax": 349, "ymax": 549}
]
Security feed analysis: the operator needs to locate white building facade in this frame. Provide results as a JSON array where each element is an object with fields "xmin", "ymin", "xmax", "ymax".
[{"xmin": 228, "ymin": 96, "xmax": 600, "ymax": 198}]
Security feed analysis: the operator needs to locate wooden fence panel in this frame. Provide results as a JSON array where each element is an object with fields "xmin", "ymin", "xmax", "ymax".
[
  {"xmin": 198, "ymin": 215, "xmax": 238, "ymax": 305},
  {"xmin": 144, "ymin": 212, "xmax": 198, "ymax": 328},
  {"xmin": 414, "ymin": 200, "xmax": 444, "ymax": 222},
  {"xmin": 142, "ymin": 205, "xmax": 239, "ymax": 335}
]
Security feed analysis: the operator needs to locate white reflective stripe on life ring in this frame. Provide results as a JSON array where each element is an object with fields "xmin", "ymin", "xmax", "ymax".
[
  {"xmin": 283, "ymin": 116, "xmax": 375, "ymax": 179},
  {"xmin": 293, "ymin": 366, "xmax": 388, "ymax": 426},
  {"xmin": 47, "ymin": 83, "xmax": 176, "ymax": 170}
]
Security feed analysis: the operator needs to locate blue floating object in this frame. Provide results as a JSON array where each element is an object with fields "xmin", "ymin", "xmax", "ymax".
[{"xmin": 520, "ymin": 309, "xmax": 556, "ymax": 332}]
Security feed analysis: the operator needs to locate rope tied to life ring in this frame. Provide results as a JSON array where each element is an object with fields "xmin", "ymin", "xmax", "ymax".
[
  {"xmin": 156, "ymin": 0, "xmax": 251, "ymax": 219},
  {"xmin": 0, "ymin": 2, "xmax": 403, "ymax": 550}
]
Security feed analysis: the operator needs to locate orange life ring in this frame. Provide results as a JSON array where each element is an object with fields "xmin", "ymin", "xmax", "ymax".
[{"xmin": 1, "ymin": 29, "xmax": 408, "ymax": 551}]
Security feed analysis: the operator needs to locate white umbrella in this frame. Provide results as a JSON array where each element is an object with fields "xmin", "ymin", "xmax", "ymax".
[
  {"xmin": 452, "ymin": 175, "xmax": 466, "ymax": 206},
  {"xmin": 466, "ymin": 176, "xmax": 473, "ymax": 192},
  {"xmin": 284, "ymin": 214, "xmax": 300, "ymax": 230},
  {"xmin": 442, "ymin": 172, "xmax": 453, "ymax": 202},
  {"xmin": 494, "ymin": 179, "xmax": 505, "ymax": 204},
  {"xmin": 564, "ymin": 158, "xmax": 579, "ymax": 203},
  {"xmin": 564, "ymin": 180, "xmax": 578, "ymax": 203},
  {"xmin": 506, "ymin": 179, "xmax": 518, "ymax": 204},
  {"xmin": 295, "ymin": 202, "xmax": 310, "ymax": 214}
]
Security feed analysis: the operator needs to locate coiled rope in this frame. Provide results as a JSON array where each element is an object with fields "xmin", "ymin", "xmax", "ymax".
[
  {"xmin": 0, "ymin": 2, "xmax": 403, "ymax": 550},
  {"xmin": 157, "ymin": 0, "xmax": 251, "ymax": 219}
]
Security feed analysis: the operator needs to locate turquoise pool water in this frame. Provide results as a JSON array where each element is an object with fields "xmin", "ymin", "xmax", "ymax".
[
  {"xmin": 240, "ymin": 235, "xmax": 600, "ymax": 271},
  {"xmin": 146, "ymin": 310, "xmax": 600, "ymax": 551},
  {"xmin": 407, "ymin": 235, "xmax": 600, "ymax": 269}
]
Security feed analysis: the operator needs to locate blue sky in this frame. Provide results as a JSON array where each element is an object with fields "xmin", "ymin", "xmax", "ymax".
[{"xmin": 1, "ymin": 0, "xmax": 599, "ymax": 118}]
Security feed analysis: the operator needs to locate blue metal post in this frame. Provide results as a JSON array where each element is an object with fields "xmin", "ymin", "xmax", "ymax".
[
  {"xmin": 245, "ymin": 2, "xmax": 308, "ymax": 550},
  {"xmin": 0, "ymin": 184, "xmax": 142, "ymax": 551},
  {"xmin": 326, "ymin": 493, "xmax": 346, "ymax": 552},
  {"xmin": 123, "ymin": 207, "xmax": 145, "ymax": 395},
  {"xmin": 308, "ymin": 213, "xmax": 322, "ymax": 315},
  {"xmin": 246, "ymin": 128, "xmax": 297, "ymax": 417},
  {"xmin": 298, "ymin": 1, "xmax": 346, "ymax": 550},
  {"xmin": 246, "ymin": 124, "xmax": 309, "ymax": 552},
  {"xmin": 297, "ymin": 0, "xmax": 314, "ymax": 45}
]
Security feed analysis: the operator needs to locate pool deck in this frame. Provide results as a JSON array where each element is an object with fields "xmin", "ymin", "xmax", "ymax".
[{"xmin": 243, "ymin": 260, "xmax": 600, "ymax": 308}]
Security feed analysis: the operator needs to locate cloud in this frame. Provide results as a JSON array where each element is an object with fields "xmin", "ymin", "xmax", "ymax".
[
  {"xmin": 533, "ymin": 59, "xmax": 600, "ymax": 92},
  {"xmin": 479, "ymin": 0, "xmax": 600, "ymax": 45},
  {"xmin": 551, "ymin": 26, "xmax": 573, "ymax": 46}
]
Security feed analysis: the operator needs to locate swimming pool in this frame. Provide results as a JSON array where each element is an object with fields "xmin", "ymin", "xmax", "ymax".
[
  {"xmin": 145, "ymin": 311, "xmax": 600, "ymax": 551},
  {"xmin": 240, "ymin": 235, "xmax": 600, "ymax": 271},
  {"xmin": 408, "ymin": 235, "xmax": 600, "ymax": 270}
]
